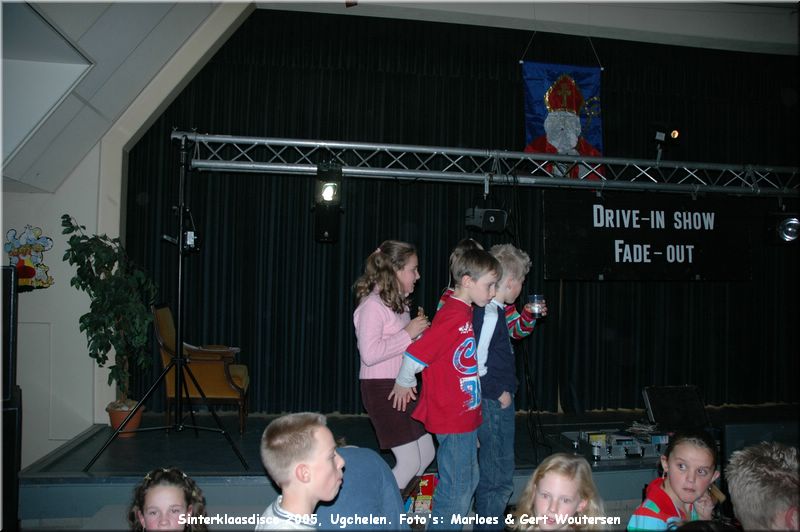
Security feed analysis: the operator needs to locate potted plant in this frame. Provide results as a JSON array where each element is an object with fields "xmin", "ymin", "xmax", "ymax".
[{"xmin": 61, "ymin": 214, "xmax": 158, "ymax": 436}]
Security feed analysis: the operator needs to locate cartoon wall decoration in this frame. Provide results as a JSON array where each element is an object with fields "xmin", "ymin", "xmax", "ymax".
[
  {"xmin": 522, "ymin": 61, "xmax": 603, "ymax": 180},
  {"xmin": 4, "ymin": 225, "xmax": 55, "ymax": 290}
]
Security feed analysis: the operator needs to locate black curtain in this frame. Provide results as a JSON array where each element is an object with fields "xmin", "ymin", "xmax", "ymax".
[{"xmin": 126, "ymin": 9, "xmax": 798, "ymax": 414}]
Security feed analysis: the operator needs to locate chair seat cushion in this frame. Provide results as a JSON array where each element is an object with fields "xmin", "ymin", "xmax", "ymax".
[{"xmin": 165, "ymin": 361, "xmax": 249, "ymax": 398}]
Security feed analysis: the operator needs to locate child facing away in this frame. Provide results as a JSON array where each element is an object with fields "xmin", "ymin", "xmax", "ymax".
[
  {"xmin": 128, "ymin": 466, "xmax": 207, "ymax": 531},
  {"xmin": 390, "ymin": 247, "xmax": 501, "ymax": 530},
  {"xmin": 473, "ymin": 244, "xmax": 547, "ymax": 530},
  {"xmin": 511, "ymin": 453, "xmax": 606, "ymax": 531},
  {"xmin": 352, "ymin": 240, "xmax": 434, "ymax": 494},
  {"xmin": 257, "ymin": 413, "xmax": 346, "ymax": 530},
  {"xmin": 628, "ymin": 430, "xmax": 720, "ymax": 531},
  {"xmin": 725, "ymin": 441, "xmax": 799, "ymax": 531},
  {"xmin": 438, "ymin": 238, "xmax": 540, "ymax": 341}
]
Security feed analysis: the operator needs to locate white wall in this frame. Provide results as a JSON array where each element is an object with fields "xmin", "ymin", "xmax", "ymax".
[
  {"xmin": 3, "ymin": 145, "xmax": 104, "ymax": 467},
  {"xmin": 2, "ymin": 2, "xmax": 253, "ymax": 468}
]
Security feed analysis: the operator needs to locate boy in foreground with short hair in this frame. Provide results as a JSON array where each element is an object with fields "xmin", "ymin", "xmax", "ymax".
[
  {"xmin": 257, "ymin": 412, "xmax": 345, "ymax": 530},
  {"xmin": 391, "ymin": 248, "xmax": 501, "ymax": 530},
  {"xmin": 725, "ymin": 441, "xmax": 799, "ymax": 531}
]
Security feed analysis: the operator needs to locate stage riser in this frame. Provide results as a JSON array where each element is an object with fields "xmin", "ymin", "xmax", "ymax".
[
  {"xmin": 21, "ymin": 467, "xmax": 655, "ymax": 528},
  {"xmin": 18, "ymin": 411, "xmax": 796, "ymax": 529}
]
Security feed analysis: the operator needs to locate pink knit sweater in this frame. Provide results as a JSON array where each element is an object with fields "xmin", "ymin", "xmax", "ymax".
[{"xmin": 353, "ymin": 290, "xmax": 412, "ymax": 379}]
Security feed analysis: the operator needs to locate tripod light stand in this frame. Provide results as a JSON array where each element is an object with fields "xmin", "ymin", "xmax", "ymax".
[{"xmin": 84, "ymin": 136, "xmax": 248, "ymax": 471}]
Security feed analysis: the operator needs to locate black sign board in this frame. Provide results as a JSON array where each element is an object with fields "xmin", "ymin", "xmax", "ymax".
[{"xmin": 543, "ymin": 190, "xmax": 754, "ymax": 280}]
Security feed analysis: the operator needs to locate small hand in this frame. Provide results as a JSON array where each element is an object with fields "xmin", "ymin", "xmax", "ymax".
[
  {"xmin": 524, "ymin": 301, "xmax": 548, "ymax": 317},
  {"xmin": 498, "ymin": 391, "xmax": 513, "ymax": 409},
  {"xmin": 388, "ymin": 383, "xmax": 417, "ymax": 411},
  {"xmin": 405, "ymin": 315, "xmax": 430, "ymax": 340},
  {"xmin": 694, "ymin": 490, "xmax": 715, "ymax": 520}
]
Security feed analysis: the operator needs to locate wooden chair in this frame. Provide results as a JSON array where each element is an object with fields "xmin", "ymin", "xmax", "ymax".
[{"xmin": 152, "ymin": 304, "xmax": 250, "ymax": 434}]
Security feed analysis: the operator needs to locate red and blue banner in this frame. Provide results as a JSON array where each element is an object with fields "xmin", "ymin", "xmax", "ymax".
[{"xmin": 522, "ymin": 61, "xmax": 603, "ymax": 154}]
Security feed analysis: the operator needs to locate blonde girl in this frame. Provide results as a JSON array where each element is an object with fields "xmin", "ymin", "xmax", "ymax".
[{"xmin": 512, "ymin": 453, "xmax": 605, "ymax": 530}]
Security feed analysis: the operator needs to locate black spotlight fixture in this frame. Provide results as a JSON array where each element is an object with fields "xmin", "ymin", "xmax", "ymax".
[
  {"xmin": 766, "ymin": 211, "xmax": 799, "ymax": 244},
  {"xmin": 777, "ymin": 216, "xmax": 799, "ymax": 242},
  {"xmin": 313, "ymin": 161, "xmax": 342, "ymax": 243},
  {"xmin": 652, "ymin": 122, "xmax": 680, "ymax": 164}
]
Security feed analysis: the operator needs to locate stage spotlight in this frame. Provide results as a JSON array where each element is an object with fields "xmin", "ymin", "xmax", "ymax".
[
  {"xmin": 652, "ymin": 123, "xmax": 681, "ymax": 164},
  {"xmin": 320, "ymin": 183, "xmax": 337, "ymax": 202},
  {"xmin": 766, "ymin": 212, "xmax": 799, "ymax": 245},
  {"xmin": 316, "ymin": 162, "xmax": 342, "ymax": 206},
  {"xmin": 777, "ymin": 216, "xmax": 799, "ymax": 242},
  {"xmin": 654, "ymin": 128, "xmax": 680, "ymax": 142},
  {"xmin": 314, "ymin": 162, "xmax": 343, "ymax": 243}
]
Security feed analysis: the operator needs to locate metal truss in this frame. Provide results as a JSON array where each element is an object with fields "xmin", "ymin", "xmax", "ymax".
[{"xmin": 171, "ymin": 131, "xmax": 799, "ymax": 198}]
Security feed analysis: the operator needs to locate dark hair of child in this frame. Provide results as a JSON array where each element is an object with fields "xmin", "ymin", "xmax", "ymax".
[{"xmin": 128, "ymin": 466, "xmax": 208, "ymax": 531}]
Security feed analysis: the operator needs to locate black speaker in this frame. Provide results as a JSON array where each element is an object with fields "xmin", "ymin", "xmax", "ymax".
[
  {"xmin": 314, "ymin": 203, "xmax": 341, "ymax": 243},
  {"xmin": 3, "ymin": 266, "xmax": 18, "ymax": 402},
  {"xmin": 464, "ymin": 207, "xmax": 507, "ymax": 232},
  {"xmin": 723, "ymin": 421, "xmax": 799, "ymax": 465},
  {"xmin": 3, "ymin": 386, "xmax": 22, "ymax": 532},
  {"xmin": 2, "ymin": 267, "xmax": 21, "ymax": 532}
]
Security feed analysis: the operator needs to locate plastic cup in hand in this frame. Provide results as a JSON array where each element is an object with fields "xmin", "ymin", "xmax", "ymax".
[{"xmin": 528, "ymin": 294, "xmax": 545, "ymax": 318}]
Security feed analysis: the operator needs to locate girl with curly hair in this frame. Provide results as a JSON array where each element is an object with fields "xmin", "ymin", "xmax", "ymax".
[
  {"xmin": 128, "ymin": 467, "xmax": 207, "ymax": 531},
  {"xmin": 353, "ymin": 240, "xmax": 434, "ymax": 496}
]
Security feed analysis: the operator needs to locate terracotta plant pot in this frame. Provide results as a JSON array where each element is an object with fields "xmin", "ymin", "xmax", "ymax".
[{"xmin": 106, "ymin": 406, "xmax": 144, "ymax": 438}]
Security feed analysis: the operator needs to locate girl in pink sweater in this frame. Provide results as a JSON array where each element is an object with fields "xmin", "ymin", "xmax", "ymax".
[{"xmin": 353, "ymin": 240, "xmax": 434, "ymax": 493}]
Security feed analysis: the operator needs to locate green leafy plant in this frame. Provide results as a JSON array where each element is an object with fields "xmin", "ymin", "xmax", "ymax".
[{"xmin": 61, "ymin": 214, "xmax": 158, "ymax": 408}]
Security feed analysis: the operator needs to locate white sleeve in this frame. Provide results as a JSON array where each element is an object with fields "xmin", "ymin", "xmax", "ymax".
[{"xmin": 395, "ymin": 354, "xmax": 424, "ymax": 387}]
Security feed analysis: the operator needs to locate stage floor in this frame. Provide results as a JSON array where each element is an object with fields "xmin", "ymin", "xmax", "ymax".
[
  {"xmin": 18, "ymin": 405, "xmax": 799, "ymax": 530},
  {"xmin": 23, "ymin": 410, "xmax": 607, "ymax": 477}
]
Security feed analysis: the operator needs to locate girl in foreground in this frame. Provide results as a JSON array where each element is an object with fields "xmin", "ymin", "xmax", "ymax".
[
  {"xmin": 628, "ymin": 430, "xmax": 720, "ymax": 530},
  {"xmin": 512, "ymin": 453, "xmax": 606, "ymax": 530},
  {"xmin": 128, "ymin": 467, "xmax": 207, "ymax": 531}
]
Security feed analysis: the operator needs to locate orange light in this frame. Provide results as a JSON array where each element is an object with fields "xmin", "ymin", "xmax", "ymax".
[{"xmin": 670, "ymin": 130, "xmax": 680, "ymax": 140}]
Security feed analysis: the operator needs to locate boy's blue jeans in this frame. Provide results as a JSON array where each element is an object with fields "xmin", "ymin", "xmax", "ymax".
[
  {"xmin": 430, "ymin": 430, "xmax": 479, "ymax": 530},
  {"xmin": 474, "ymin": 397, "xmax": 515, "ymax": 531}
]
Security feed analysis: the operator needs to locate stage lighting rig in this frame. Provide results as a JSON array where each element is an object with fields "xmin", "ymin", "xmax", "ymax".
[
  {"xmin": 652, "ymin": 123, "xmax": 680, "ymax": 165},
  {"xmin": 313, "ymin": 161, "xmax": 343, "ymax": 243}
]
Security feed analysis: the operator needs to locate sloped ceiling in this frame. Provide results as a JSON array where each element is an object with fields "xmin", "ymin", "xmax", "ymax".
[
  {"xmin": 2, "ymin": 2, "xmax": 218, "ymax": 193},
  {"xmin": 2, "ymin": 1, "xmax": 797, "ymax": 194}
]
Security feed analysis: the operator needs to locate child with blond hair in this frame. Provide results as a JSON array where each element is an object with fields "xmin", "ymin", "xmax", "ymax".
[
  {"xmin": 512, "ymin": 453, "xmax": 605, "ymax": 531},
  {"xmin": 257, "ymin": 413, "xmax": 345, "ymax": 530},
  {"xmin": 725, "ymin": 441, "xmax": 798, "ymax": 530},
  {"xmin": 438, "ymin": 239, "xmax": 541, "ymax": 342},
  {"xmin": 474, "ymin": 243, "xmax": 546, "ymax": 530}
]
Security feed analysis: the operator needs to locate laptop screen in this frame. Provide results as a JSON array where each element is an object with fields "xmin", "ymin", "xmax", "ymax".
[{"xmin": 642, "ymin": 385, "xmax": 709, "ymax": 432}]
